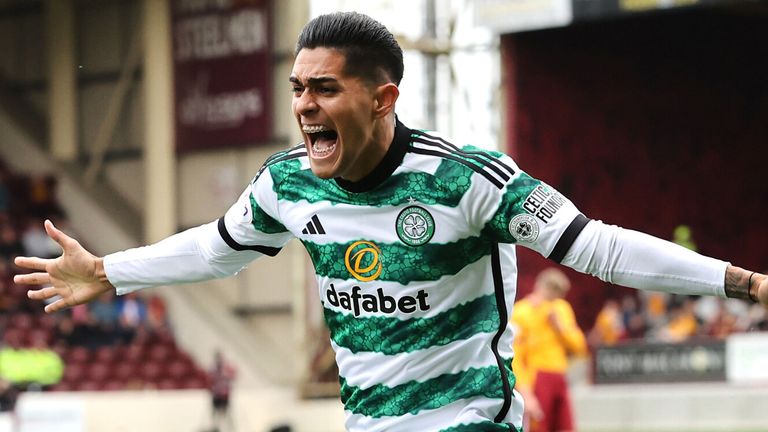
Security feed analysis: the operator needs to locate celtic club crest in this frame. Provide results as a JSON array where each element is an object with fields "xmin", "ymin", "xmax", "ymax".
[{"xmin": 396, "ymin": 206, "xmax": 435, "ymax": 247}]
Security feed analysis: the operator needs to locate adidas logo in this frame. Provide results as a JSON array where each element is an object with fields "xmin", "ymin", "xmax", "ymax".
[{"xmin": 302, "ymin": 215, "xmax": 326, "ymax": 235}]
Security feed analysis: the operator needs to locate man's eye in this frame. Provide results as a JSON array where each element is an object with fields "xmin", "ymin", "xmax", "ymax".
[
  {"xmin": 317, "ymin": 87, "xmax": 335, "ymax": 95},
  {"xmin": 291, "ymin": 86, "xmax": 304, "ymax": 95}
]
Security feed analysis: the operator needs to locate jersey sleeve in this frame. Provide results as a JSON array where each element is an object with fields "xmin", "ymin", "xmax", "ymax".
[
  {"xmin": 217, "ymin": 170, "xmax": 294, "ymax": 256},
  {"xmin": 104, "ymin": 168, "xmax": 295, "ymax": 295},
  {"xmin": 475, "ymin": 155, "xmax": 588, "ymax": 262},
  {"xmin": 474, "ymin": 153, "xmax": 728, "ymax": 298}
]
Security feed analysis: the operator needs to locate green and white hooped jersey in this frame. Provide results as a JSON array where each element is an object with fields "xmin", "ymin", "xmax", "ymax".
[{"xmin": 219, "ymin": 121, "xmax": 589, "ymax": 432}]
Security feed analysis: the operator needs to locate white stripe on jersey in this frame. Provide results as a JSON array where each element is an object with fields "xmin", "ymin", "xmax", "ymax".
[
  {"xmin": 332, "ymin": 330, "xmax": 511, "ymax": 389},
  {"xmin": 344, "ymin": 391, "xmax": 524, "ymax": 432}
]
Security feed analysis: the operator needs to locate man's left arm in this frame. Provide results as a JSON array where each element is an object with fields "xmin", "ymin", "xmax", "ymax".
[
  {"xmin": 471, "ymin": 158, "xmax": 766, "ymax": 307},
  {"xmin": 560, "ymin": 220, "xmax": 767, "ymax": 307}
]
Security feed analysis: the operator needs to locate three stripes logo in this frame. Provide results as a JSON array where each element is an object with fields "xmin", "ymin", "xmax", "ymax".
[{"xmin": 302, "ymin": 215, "xmax": 326, "ymax": 235}]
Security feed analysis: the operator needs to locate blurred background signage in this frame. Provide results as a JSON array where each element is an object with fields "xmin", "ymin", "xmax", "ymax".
[
  {"xmin": 172, "ymin": 0, "xmax": 272, "ymax": 151},
  {"xmin": 594, "ymin": 340, "xmax": 727, "ymax": 384}
]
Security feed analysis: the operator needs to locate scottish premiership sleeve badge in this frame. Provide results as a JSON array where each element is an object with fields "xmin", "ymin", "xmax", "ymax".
[{"xmin": 509, "ymin": 214, "xmax": 539, "ymax": 243}]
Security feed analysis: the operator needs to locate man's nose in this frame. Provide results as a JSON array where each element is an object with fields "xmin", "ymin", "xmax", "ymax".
[{"xmin": 295, "ymin": 91, "xmax": 318, "ymax": 116}]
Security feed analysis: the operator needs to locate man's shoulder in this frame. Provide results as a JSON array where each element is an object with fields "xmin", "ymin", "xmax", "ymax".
[
  {"xmin": 407, "ymin": 129, "xmax": 518, "ymax": 191},
  {"xmin": 553, "ymin": 298, "xmax": 576, "ymax": 313},
  {"xmin": 512, "ymin": 298, "xmax": 534, "ymax": 316},
  {"xmin": 409, "ymin": 129, "xmax": 508, "ymax": 159},
  {"xmin": 252, "ymin": 144, "xmax": 308, "ymax": 185}
]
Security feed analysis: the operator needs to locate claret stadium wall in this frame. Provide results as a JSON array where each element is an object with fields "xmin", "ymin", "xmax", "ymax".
[{"xmin": 502, "ymin": 7, "xmax": 768, "ymax": 330}]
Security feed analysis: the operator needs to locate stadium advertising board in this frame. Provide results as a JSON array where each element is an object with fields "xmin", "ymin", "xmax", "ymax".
[
  {"xmin": 594, "ymin": 340, "xmax": 726, "ymax": 384},
  {"xmin": 726, "ymin": 333, "xmax": 768, "ymax": 384},
  {"xmin": 172, "ymin": 0, "xmax": 272, "ymax": 151}
]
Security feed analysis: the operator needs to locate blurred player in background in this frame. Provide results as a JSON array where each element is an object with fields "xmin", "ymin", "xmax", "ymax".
[
  {"xmin": 209, "ymin": 350, "xmax": 237, "ymax": 432},
  {"xmin": 12, "ymin": 11, "xmax": 768, "ymax": 432},
  {"xmin": 512, "ymin": 268, "xmax": 586, "ymax": 432}
]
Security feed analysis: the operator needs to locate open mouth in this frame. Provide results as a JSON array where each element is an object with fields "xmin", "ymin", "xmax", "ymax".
[{"xmin": 303, "ymin": 125, "xmax": 338, "ymax": 158}]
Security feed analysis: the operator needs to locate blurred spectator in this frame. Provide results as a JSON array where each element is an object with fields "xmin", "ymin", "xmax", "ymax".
[
  {"xmin": 511, "ymin": 268, "xmax": 587, "ymax": 432},
  {"xmin": 89, "ymin": 291, "xmax": 120, "ymax": 347},
  {"xmin": 640, "ymin": 290, "xmax": 669, "ymax": 330},
  {"xmin": 53, "ymin": 315, "xmax": 90, "ymax": 348},
  {"xmin": 588, "ymin": 298, "xmax": 623, "ymax": 346},
  {"xmin": 0, "ymin": 337, "xmax": 63, "ymax": 390},
  {"xmin": 657, "ymin": 297, "xmax": 699, "ymax": 342},
  {"xmin": 0, "ymin": 167, "xmax": 10, "ymax": 214},
  {"xmin": 0, "ymin": 379, "xmax": 19, "ymax": 412},
  {"xmin": 117, "ymin": 292, "xmax": 147, "ymax": 342},
  {"xmin": 620, "ymin": 294, "xmax": 647, "ymax": 340},
  {"xmin": 21, "ymin": 217, "xmax": 60, "ymax": 259},
  {"xmin": 672, "ymin": 224, "xmax": 697, "ymax": 252},
  {"xmin": 0, "ymin": 224, "xmax": 23, "ymax": 261},
  {"xmin": 146, "ymin": 294, "xmax": 169, "ymax": 332},
  {"xmin": 210, "ymin": 350, "xmax": 237, "ymax": 432},
  {"xmin": 706, "ymin": 300, "xmax": 741, "ymax": 339},
  {"xmin": 749, "ymin": 302, "xmax": 768, "ymax": 331},
  {"xmin": 26, "ymin": 175, "xmax": 62, "ymax": 220}
]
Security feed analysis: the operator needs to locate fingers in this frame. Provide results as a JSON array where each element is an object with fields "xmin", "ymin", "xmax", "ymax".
[
  {"xmin": 26, "ymin": 287, "xmax": 69, "ymax": 314},
  {"xmin": 14, "ymin": 256, "xmax": 50, "ymax": 272},
  {"xmin": 13, "ymin": 272, "xmax": 51, "ymax": 286},
  {"xmin": 44, "ymin": 219, "xmax": 75, "ymax": 252},
  {"xmin": 43, "ymin": 298, "xmax": 71, "ymax": 314},
  {"xmin": 27, "ymin": 286, "xmax": 59, "ymax": 301}
]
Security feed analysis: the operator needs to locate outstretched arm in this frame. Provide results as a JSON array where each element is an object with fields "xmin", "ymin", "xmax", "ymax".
[
  {"xmin": 14, "ymin": 220, "xmax": 115, "ymax": 313},
  {"xmin": 562, "ymin": 220, "xmax": 768, "ymax": 308}
]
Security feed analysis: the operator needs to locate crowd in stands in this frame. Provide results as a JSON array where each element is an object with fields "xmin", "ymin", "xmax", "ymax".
[
  {"xmin": 588, "ymin": 225, "xmax": 767, "ymax": 347},
  {"xmin": 588, "ymin": 290, "xmax": 768, "ymax": 347},
  {"xmin": 0, "ymin": 160, "xmax": 209, "ymax": 413}
]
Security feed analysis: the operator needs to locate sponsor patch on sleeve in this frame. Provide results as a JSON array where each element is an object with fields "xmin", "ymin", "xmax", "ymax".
[{"xmin": 522, "ymin": 184, "xmax": 566, "ymax": 224}]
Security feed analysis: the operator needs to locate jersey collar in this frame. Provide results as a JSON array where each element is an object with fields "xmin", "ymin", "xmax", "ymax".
[{"xmin": 334, "ymin": 118, "xmax": 411, "ymax": 193}]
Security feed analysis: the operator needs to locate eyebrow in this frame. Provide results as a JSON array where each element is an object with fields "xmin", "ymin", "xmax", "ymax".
[{"xmin": 289, "ymin": 76, "xmax": 339, "ymax": 86}]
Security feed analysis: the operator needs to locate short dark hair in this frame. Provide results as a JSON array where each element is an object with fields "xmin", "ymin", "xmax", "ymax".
[{"xmin": 295, "ymin": 12, "xmax": 404, "ymax": 86}]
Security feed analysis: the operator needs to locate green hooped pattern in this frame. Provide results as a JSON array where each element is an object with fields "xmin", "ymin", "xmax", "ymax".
[
  {"xmin": 257, "ymin": 141, "xmax": 526, "ymax": 430},
  {"xmin": 482, "ymin": 173, "xmax": 541, "ymax": 243},
  {"xmin": 340, "ymin": 362, "xmax": 514, "ymax": 418},
  {"xmin": 269, "ymin": 157, "xmax": 475, "ymax": 207},
  {"xmin": 324, "ymin": 293, "xmax": 498, "ymax": 354},
  {"xmin": 303, "ymin": 236, "xmax": 492, "ymax": 284},
  {"xmin": 249, "ymin": 193, "xmax": 288, "ymax": 234},
  {"xmin": 439, "ymin": 422, "xmax": 520, "ymax": 432}
]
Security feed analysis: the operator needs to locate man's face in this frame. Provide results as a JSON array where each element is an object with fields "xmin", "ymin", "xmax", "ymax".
[{"xmin": 290, "ymin": 47, "xmax": 382, "ymax": 181}]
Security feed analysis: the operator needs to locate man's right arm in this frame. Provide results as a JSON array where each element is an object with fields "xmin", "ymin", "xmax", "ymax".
[
  {"xmin": 104, "ymin": 220, "xmax": 266, "ymax": 294},
  {"xmin": 101, "ymin": 176, "xmax": 294, "ymax": 294},
  {"xmin": 16, "ymin": 175, "xmax": 294, "ymax": 311}
]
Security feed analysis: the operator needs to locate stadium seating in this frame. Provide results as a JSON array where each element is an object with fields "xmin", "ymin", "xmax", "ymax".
[{"xmin": 0, "ymin": 161, "xmax": 209, "ymax": 398}]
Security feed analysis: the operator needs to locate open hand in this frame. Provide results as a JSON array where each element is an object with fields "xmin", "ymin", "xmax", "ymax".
[{"xmin": 14, "ymin": 220, "xmax": 114, "ymax": 313}]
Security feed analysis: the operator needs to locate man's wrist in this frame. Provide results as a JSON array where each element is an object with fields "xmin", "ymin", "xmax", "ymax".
[
  {"xmin": 94, "ymin": 257, "xmax": 116, "ymax": 291},
  {"xmin": 724, "ymin": 266, "xmax": 757, "ymax": 303}
]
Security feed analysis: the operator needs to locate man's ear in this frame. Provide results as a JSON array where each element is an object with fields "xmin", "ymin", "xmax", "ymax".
[{"xmin": 373, "ymin": 83, "xmax": 399, "ymax": 119}]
